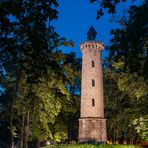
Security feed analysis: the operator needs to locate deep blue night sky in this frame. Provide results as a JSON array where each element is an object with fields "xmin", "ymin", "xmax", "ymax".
[{"xmin": 53, "ymin": 0, "xmax": 143, "ymax": 59}]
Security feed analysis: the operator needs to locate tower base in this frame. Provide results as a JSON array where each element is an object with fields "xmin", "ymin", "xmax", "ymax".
[{"xmin": 78, "ymin": 117, "xmax": 107, "ymax": 143}]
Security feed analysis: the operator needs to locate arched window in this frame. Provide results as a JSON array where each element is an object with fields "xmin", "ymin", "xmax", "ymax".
[
  {"xmin": 92, "ymin": 99, "xmax": 95, "ymax": 106},
  {"xmin": 92, "ymin": 60, "xmax": 95, "ymax": 67},
  {"xmin": 92, "ymin": 79, "xmax": 95, "ymax": 87}
]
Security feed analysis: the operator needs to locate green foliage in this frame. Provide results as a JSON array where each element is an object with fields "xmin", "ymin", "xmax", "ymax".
[
  {"xmin": 132, "ymin": 115, "xmax": 148, "ymax": 141},
  {"xmin": 48, "ymin": 52, "xmax": 81, "ymax": 142},
  {"xmin": 8, "ymin": 125, "xmax": 17, "ymax": 138},
  {"xmin": 0, "ymin": 0, "xmax": 78, "ymax": 146},
  {"xmin": 104, "ymin": 70, "xmax": 135, "ymax": 142},
  {"xmin": 104, "ymin": 0, "xmax": 148, "ymax": 143},
  {"xmin": 117, "ymin": 73, "xmax": 148, "ymax": 100},
  {"xmin": 28, "ymin": 72, "xmax": 70, "ymax": 141},
  {"xmin": 109, "ymin": 1, "xmax": 148, "ymax": 75}
]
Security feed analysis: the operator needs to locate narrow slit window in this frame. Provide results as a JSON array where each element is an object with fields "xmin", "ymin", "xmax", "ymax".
[
  {"xmin": 92, "ymin": 99, "xmax": 95, "ymax": 106},
  {"xmin": 92, "ymin": 79, "xmax": 95, "ymax": 87},
  {"xmin": 92, "ymin": 60, "xmax": 95, "ymax": 67}
]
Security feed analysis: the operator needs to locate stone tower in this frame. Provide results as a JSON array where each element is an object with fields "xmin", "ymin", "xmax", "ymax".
[{"xmin": 78, "ymin": 26, "xmax": 107, "ymax": 143}]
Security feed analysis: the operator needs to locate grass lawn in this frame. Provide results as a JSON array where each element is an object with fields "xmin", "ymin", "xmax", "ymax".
[{"xmin": 41, "ymin": 144, "xmax": 142, "ymax": 148}]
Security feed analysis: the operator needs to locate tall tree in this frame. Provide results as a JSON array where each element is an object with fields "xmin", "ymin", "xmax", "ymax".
[
  {"xmin": 104, "ymin": 0, "xmax": 148, "ymax": 143},
  {"xmin": 0, "ymin": 0, "xmax": 72, "ymax": 147},
  {"xmin": 45, "ymin": 52, "xmax": 81, "ymax": 143}
]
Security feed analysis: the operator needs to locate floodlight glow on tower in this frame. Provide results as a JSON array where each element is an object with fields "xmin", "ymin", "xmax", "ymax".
[{"xmin": 78, "ymin": 26, "xmax": 107, "ymax": 143}]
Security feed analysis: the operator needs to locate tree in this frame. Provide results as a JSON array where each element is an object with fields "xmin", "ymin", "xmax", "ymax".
[
  {"xmin": 104, "ymin": 0, "xmax": 148, "ymax": 143},
  {"xmin": 104, "ymin": 70, "xmax": 134, "ymax": 144},
  {"xmin": 89, "ymin": 0, "xmax": 138, "ymax": 19},
  {"xmin": 59, "ymin": 52, "xmax": 81, "ymax": 143},
  {"xmin": 108, "ymin": 0, "xmax": 148, "ymax": 75},
  {"xmin": 0, "ymin": 0, "xmax": 73, "ymax": 147},
  {"xmin": 47, "ymin": 52, "xmax": 81, "ymax": 143}
]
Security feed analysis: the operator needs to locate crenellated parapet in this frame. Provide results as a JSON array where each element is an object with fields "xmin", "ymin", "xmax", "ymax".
[{"xmin": 80, "ymin": 41, "xmax": 104, "ymax": 52}]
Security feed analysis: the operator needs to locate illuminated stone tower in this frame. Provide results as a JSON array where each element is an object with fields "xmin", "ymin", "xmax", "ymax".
[{"xmin": 78, "ymin": 26, "xmax": 107, "ymax": 143}]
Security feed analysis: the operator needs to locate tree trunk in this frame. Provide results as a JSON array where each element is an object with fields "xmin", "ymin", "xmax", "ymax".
[
  {"xmin": 10, "ymin": 75, "xmax": 20, "ymax": 148},
  {"xmin": 67, "ymin": 115, "xmax": 73, "ymax": 144},
  {"xmin": 67, "ymin": 123, "xmax": 71, "ymax": 144},
  {"xmin": 23, "ymin": 111, "xmax": 30, "ymax": 148},
  {"xmin": 113, "ymin": 125, "xmax": 117, "ymax": 144},
  {"xmin": 21, "ymin": 113, "xmax": 25, "ymax": 148},
  {"xmin": 10, "ymin": 102, "xmax": 14, "ymax": 148},
  {"xmin": 36, "ymin": 139, "xmax": 40, "ymax": 148}
]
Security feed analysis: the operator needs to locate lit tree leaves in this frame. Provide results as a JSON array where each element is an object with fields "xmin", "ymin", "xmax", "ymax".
[
  {"xmin": 117, "ymin": 73, "xmax": 148, "ymax": 100},
  {"xmin": 132, "ymin": 115, "xmax": 148, "ymax": 141},
  {"xmin": 104, "ymin": 0, "xmax": 148, "ymax": 143},
  {"xmin": 0, "ymin": 0, "xmax": 74, "ymax": 146}
]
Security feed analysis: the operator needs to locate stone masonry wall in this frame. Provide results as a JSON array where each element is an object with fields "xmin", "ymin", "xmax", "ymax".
[
  {"xmin": 78, "ymin": 118, "xmax": 107, "ymax": 143},
  {"xmin": 80, "ymin": 41, "xmax": 104, "ymax": 118}
]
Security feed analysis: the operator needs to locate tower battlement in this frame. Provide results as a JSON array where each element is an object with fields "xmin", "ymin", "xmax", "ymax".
[{"xmin": 80, "ymin": 41, "xmax": 104, "ymax": 52}]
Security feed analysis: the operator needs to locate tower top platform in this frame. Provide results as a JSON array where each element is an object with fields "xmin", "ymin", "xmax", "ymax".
[{"xmin": 80, "ymin": 40, "xmax": 105, "ymax": 52}]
